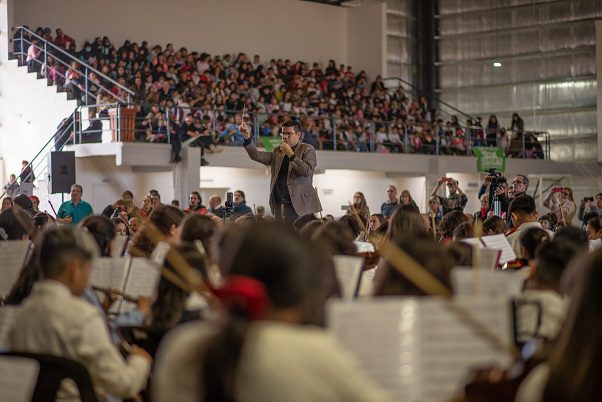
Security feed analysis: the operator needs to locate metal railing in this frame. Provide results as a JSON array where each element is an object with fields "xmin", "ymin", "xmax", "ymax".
[
  {"xmin": 59, "ymin": 105, "xmax": 550, "ymax": 160},
  {"xmin": 12, "ymin": 26, "xmax": 134, "ymax": 105},
  {"xmin": 0, "ymin": 114, "xmax": 75, "ymax": 200}
]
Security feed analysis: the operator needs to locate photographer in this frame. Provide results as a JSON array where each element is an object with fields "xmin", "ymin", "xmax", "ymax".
[
  {"xmin": 431, "ymin": 177, "xmax": 467, "ymax": 214},
  {"xmin": 544, "ymin": 186, "xmax": 576, "ymax": 225},
  {"xmin": 577, "ymin": 193, "xmax": 602, "ymax": 223},
  {"xmin": 101, "ymin": 191, "xmax": 139, "ymax": 220},
  {"xmin": 477, "ymin": 169, "xmax": 510, "ymax": 216}
]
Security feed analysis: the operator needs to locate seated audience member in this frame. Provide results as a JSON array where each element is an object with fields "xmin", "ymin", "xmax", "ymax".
[
  {"xmin": 515, "ymin": 249, "xmax": 602, "ymax": 402},
  {"xmin": 515, "ymin": 241, "xmax": 576, "ymax": 344},
  {"xmin": 152, "ymin": 222, "xmax": 391, "ymax": 402},
  {"xmin": 373, "ymin": 233, "xmax": 453, "ymax": 296},
  {"xmin": 369, "ymin": 213, "xmax": 385, "ymax": 232},
  {"xmin": 507, "ymin": 195, "xmax": 553, "ymax": 256},
  {"xmin": 1, "ymin": 196, "xmax": 12, "ymax": 212},
  {"xmin": 8, "ymin": 225, "xmax": 152, "ymax": 401},
  {"xmin": 482, "ymin": 215, "xmax": 508, "ymax": 235}
]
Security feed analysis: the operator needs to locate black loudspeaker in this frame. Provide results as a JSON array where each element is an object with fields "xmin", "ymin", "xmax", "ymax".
[{"xmin": 49, "ymin": 151, "xmax": 76, "ymax": 194}]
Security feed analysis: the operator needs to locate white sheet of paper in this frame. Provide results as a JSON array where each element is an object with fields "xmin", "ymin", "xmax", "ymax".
[
  {"xmin": 90, "ymin": 257, "xmax": 131, "ymax": 291},
  {"xmin": 0, "ymin": 241, "xmax": 32, "ymax": 296},
  {"xmin": 481, "ymin": 234, "xmax": 517, "ymax": 264},
  {"xmin": 333, "ymin": 255, "xmax": 363, "ymax": 301},
  {"xmin": 451, "ymin": 267, "xmax": 523, "ymax": 298},
  {"xmin": 150, "ymin": 241, "xmax": 170, "ymax": 265},
  {"xmin": 0, "ymin": 357, "xmax": 39, "ymax": 402},
  {"xmin": 111, "ymin": 235, "xmax": 129, "ymax": 257},
  {"xmin": 328, "ymin": 297, "xmax": 512, "ymax": 402},
  {"xmin": 0, "ymin": 306, "xmax": 18, "ymax": 350},
  {"xmin": 461, "ymin": 237, "xmax": 484, "ymax": 248},
  {"xmin": 120, "ymin": 258, "xmax": 161, "ymax": 313}
]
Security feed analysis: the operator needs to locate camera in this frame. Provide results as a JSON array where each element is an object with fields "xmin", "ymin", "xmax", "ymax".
[
  {"xmin": 584, "ymin": 196, "xmax": 594, "ymax": 202},
  {"xmin": 486, "ymin": 168, "xmax": 507, "ymax": 192},
  {"xmin": 219, "ymin": 192, "xmax": 235, "ymax": 222}
]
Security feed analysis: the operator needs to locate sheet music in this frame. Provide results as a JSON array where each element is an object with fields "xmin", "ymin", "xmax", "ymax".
[
  {"xmin": 358, "ymin": 267, "xmax": 377, "ymax": 297},
  {"xmin": 333, "ymin": 255, "xmax": 363, "ymax": 300},
  {"xmin": 111, "ymin": 236, "xmax": 129, "ymax": 257},
  {"xmin": 0, "ymin": 241, "xmax": 32, "ymax": 296},
  {"xmin": 461, "ymin": 238, "xmax": 484, "ymax": 248},
  {"xmin": 328, "ymin": 297, "xmax": 512, "ymax": 402},
  {"xmin": 120, "ymin": 258, "xmax": 161, "ymax": 313},
  {"xmin": 451, "ymin": 267, "xmax": 523, "ymax": 298},
  {"xmin": 150, "ymin": 241, "xmax": 170, "ymax": 265},
  {"xmin": 90, "ymin": 257, "xmax": 131, "ymax": 291},
  {"xmin": 481, "ymin": 234, "xmax": 517, "ymax": 264},
  {"xmin": 0, "ymin": 306, "xmax": 18, "ymax": 350},
  {"xmin": 0, "ymin": 357, "xmax": 39, "ymax": 402}
]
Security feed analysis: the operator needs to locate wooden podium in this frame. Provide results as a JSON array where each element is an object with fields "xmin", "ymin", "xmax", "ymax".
[{"xmin": 109, "ymin": 107, "xmax": 137, "ymax": 142}]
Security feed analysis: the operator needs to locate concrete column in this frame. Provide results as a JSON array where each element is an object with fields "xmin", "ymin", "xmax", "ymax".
[{"xmin": 172, "ymin": 146, "xmax": 201, "ymax": 207}]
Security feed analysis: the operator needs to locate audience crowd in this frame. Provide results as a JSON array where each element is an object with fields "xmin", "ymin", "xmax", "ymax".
[{"xmin": 16, "ymin": 26, "xmax": 545, "ymax": 159}]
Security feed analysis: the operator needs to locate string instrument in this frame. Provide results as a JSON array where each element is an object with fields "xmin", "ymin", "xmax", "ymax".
[
  {"xmin": 92, "ymin": 285, "xmax": 138, "ymax": 303},
  {"xmin": 463, "ymin": 341, "xmax": 550, "ymax": 402}
]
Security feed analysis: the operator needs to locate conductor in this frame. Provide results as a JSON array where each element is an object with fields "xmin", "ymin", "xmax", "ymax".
[{"xmin": 240, "ymin": 119, "xmax": 322, "ymax": 223}]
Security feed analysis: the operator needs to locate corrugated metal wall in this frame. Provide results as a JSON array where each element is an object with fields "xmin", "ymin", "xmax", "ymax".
[
  {"xmin": 436, "ymin": 0, "xmax": 600, "ymax": 162},
  {"xmin": 386, "ymin": 0, "xmax": 417, "ymax": 84}
]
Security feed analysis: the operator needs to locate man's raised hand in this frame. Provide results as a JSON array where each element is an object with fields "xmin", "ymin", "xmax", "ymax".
[{"xmin": 239, "ymin": 121, "xmax": 250, "ymax": 139}]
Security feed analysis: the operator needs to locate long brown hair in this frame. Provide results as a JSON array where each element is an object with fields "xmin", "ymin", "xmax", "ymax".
[{"xmin": 543, "ymin": 249, "xmax": 602, "ymax": 401}]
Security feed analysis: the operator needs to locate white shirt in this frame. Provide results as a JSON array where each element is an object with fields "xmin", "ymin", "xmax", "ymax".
[
  {"xmin": 507, "ymin": 221, "xmax": 554, "ymax": 257},
  {"xmin": 9, "ymin": 280, "xmax": 150, "ymax": 401},
  {"xmin": 152, "ymin": 320, "xmax": 392, "ymax": 402}
]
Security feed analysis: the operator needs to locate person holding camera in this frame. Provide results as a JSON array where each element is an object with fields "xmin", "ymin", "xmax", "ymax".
[
  {"xmin": 240, "ymin": 119, "xmax": 322, "ymax": 223},
  {"xmin": 544, "ymin": 186, "xmax": 576, "ymax": 225},
  {"xmin": 431, "ymin": 177, "xmax": 467, "ymax": 213},
  {"xmin": 577, "ymin": 193, "xmax": 602, "ymax": 223}
]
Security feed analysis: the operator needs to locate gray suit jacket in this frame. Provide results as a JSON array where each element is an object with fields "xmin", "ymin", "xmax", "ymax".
[{"xmin": 244, "ymin": 141, "xmax": 322, "ymax": 216}]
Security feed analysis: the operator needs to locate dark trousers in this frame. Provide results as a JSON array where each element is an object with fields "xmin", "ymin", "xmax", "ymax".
[{"xmin": 273, "ymin": 202, "xmax": 299, "ymax": 224}]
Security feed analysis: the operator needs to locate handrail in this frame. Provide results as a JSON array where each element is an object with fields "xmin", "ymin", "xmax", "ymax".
[
  {"xmin": 13, "ymin": 26, "xmax": 134, "ymax": 105},
  {"xmin": 0, "ymin": 113, "xmax": 75, "ymax": 199},
  {"xmin": 383, "ymin": 76, "xmax": 477, "ymax": 121}
]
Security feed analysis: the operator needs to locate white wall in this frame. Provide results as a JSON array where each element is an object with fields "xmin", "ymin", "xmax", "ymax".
[
  {"xmin": 347, "ymin": 1, "xmax": 387, "ymax": 80},
  {"xmin": 14, "ymin": 0, "xmax": 347, "ymax": 69},
  {"xmin": 596, "ymin": 20, "xmax": 602, "ymax": 163},
  {"xmin": 0, "ymin": 59, "xmax": 77, "ymax": 186}
]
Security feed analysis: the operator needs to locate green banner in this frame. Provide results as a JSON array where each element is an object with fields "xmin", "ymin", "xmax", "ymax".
[
  {"xmin": 473, "ymin": 147, "xmax": 506, "ymax": 173},
  {"xmin": 261, "ymin": 136, "xmax": 283, "ymax": 152}
]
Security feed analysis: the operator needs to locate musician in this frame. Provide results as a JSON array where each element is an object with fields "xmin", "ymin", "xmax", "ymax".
[
  {"xmin": 9, "ymin": 225, "xmax": 152, "ymax": 401},
  {"xmin": 506, "ymin": 195, "xmax": 553, "ymax": 256},
  {"xmin": 240, "ymin": 119, "xmax": 322, "ymax": 223}
]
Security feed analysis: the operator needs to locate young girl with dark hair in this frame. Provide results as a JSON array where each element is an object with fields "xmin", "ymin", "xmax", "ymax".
[{"xmin": 153, "ymin": 222, "xmax": 391, "ymax": 402}]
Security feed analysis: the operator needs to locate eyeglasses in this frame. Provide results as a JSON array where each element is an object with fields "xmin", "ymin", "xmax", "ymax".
[
  {"xmin": 512, "ymin": 180, "xmax": 524, "ymax": 185},
  {"xmin": 280, "ymin": 131, "xmax": 296, "ymax": 138}
]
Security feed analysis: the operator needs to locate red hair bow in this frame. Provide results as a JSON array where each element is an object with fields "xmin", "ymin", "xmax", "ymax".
[{"xmin": 215, "ymin": 276, "xmax": 268, "ymax": 320}]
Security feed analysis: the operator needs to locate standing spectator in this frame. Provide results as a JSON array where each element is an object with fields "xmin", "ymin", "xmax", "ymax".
[
  {"xmin": 3, "ymin": 174, "xmax": 18, "ymax": 197},
  {"xmin": 64, "ymin": 61, "xmax": 84, "ymax": 101},
  {"xmin": 19, "ymin": 160, "xmax": 35, "ymax": 184},
  {"xmin": 208, "ymin": 194, "xmax": 223, "ymax": 215},
  {"xmin": 578, "ymin": 193, "xmax": 602, "ymax": 223},
  {"xmin": 431, "ymin": 177, "xmax": 468, "ymax": 213},
  {"xmin": 399, "ymin": 189, "xmax": 418, "ymax": 210},
  {"xmin": 56, "ymin": 184, "xmax": 94, "ymax": 224},
  {"xmin": 427, "ymin": 195, "xmax": 444, "ymax": 227},
  {"xmin": 186, "ymin": 191, "xmax": 208, "ymax": 215},
  {"xmin": 544, "ymin": 186, "xmax": 577, "ymax": 226},
  {"xmin": 380, "ymin": 185, "xmax": 399, "ymax": 219},
  {"xmin": 510, "ymin": 112, "xmax": 525, "ymax": 133},
  {"xmin": 348, "ymin": 192, "xmax": 370, "ymax": 221},
  {"xmin": 232, "ymin": 190, "xmax": 253, "ymax": 216},
  {"xmin": 486, "ymin": 115, "xmax": 499, "ymax": 147}
]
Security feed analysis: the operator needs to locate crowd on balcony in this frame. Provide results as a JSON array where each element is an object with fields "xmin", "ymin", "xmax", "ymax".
[{"xmin": 16, "ymin": 26, "xmax": 544, "ymax": 159}]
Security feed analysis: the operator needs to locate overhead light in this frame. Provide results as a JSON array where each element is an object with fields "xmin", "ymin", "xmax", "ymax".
[{"xmin": 492, "ymin": 62, "xmax": 502, "ymax": 68}]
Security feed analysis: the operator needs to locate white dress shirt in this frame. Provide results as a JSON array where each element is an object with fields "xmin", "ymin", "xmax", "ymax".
[{"xmin": 9, "ymin": 280, "xmax": 150, "ymax": 401}]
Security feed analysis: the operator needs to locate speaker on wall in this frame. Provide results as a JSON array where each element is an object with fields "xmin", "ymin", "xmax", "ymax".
[{"xmin": 49, "ymin": 151, "xmax": 76, "ymax": 194}]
